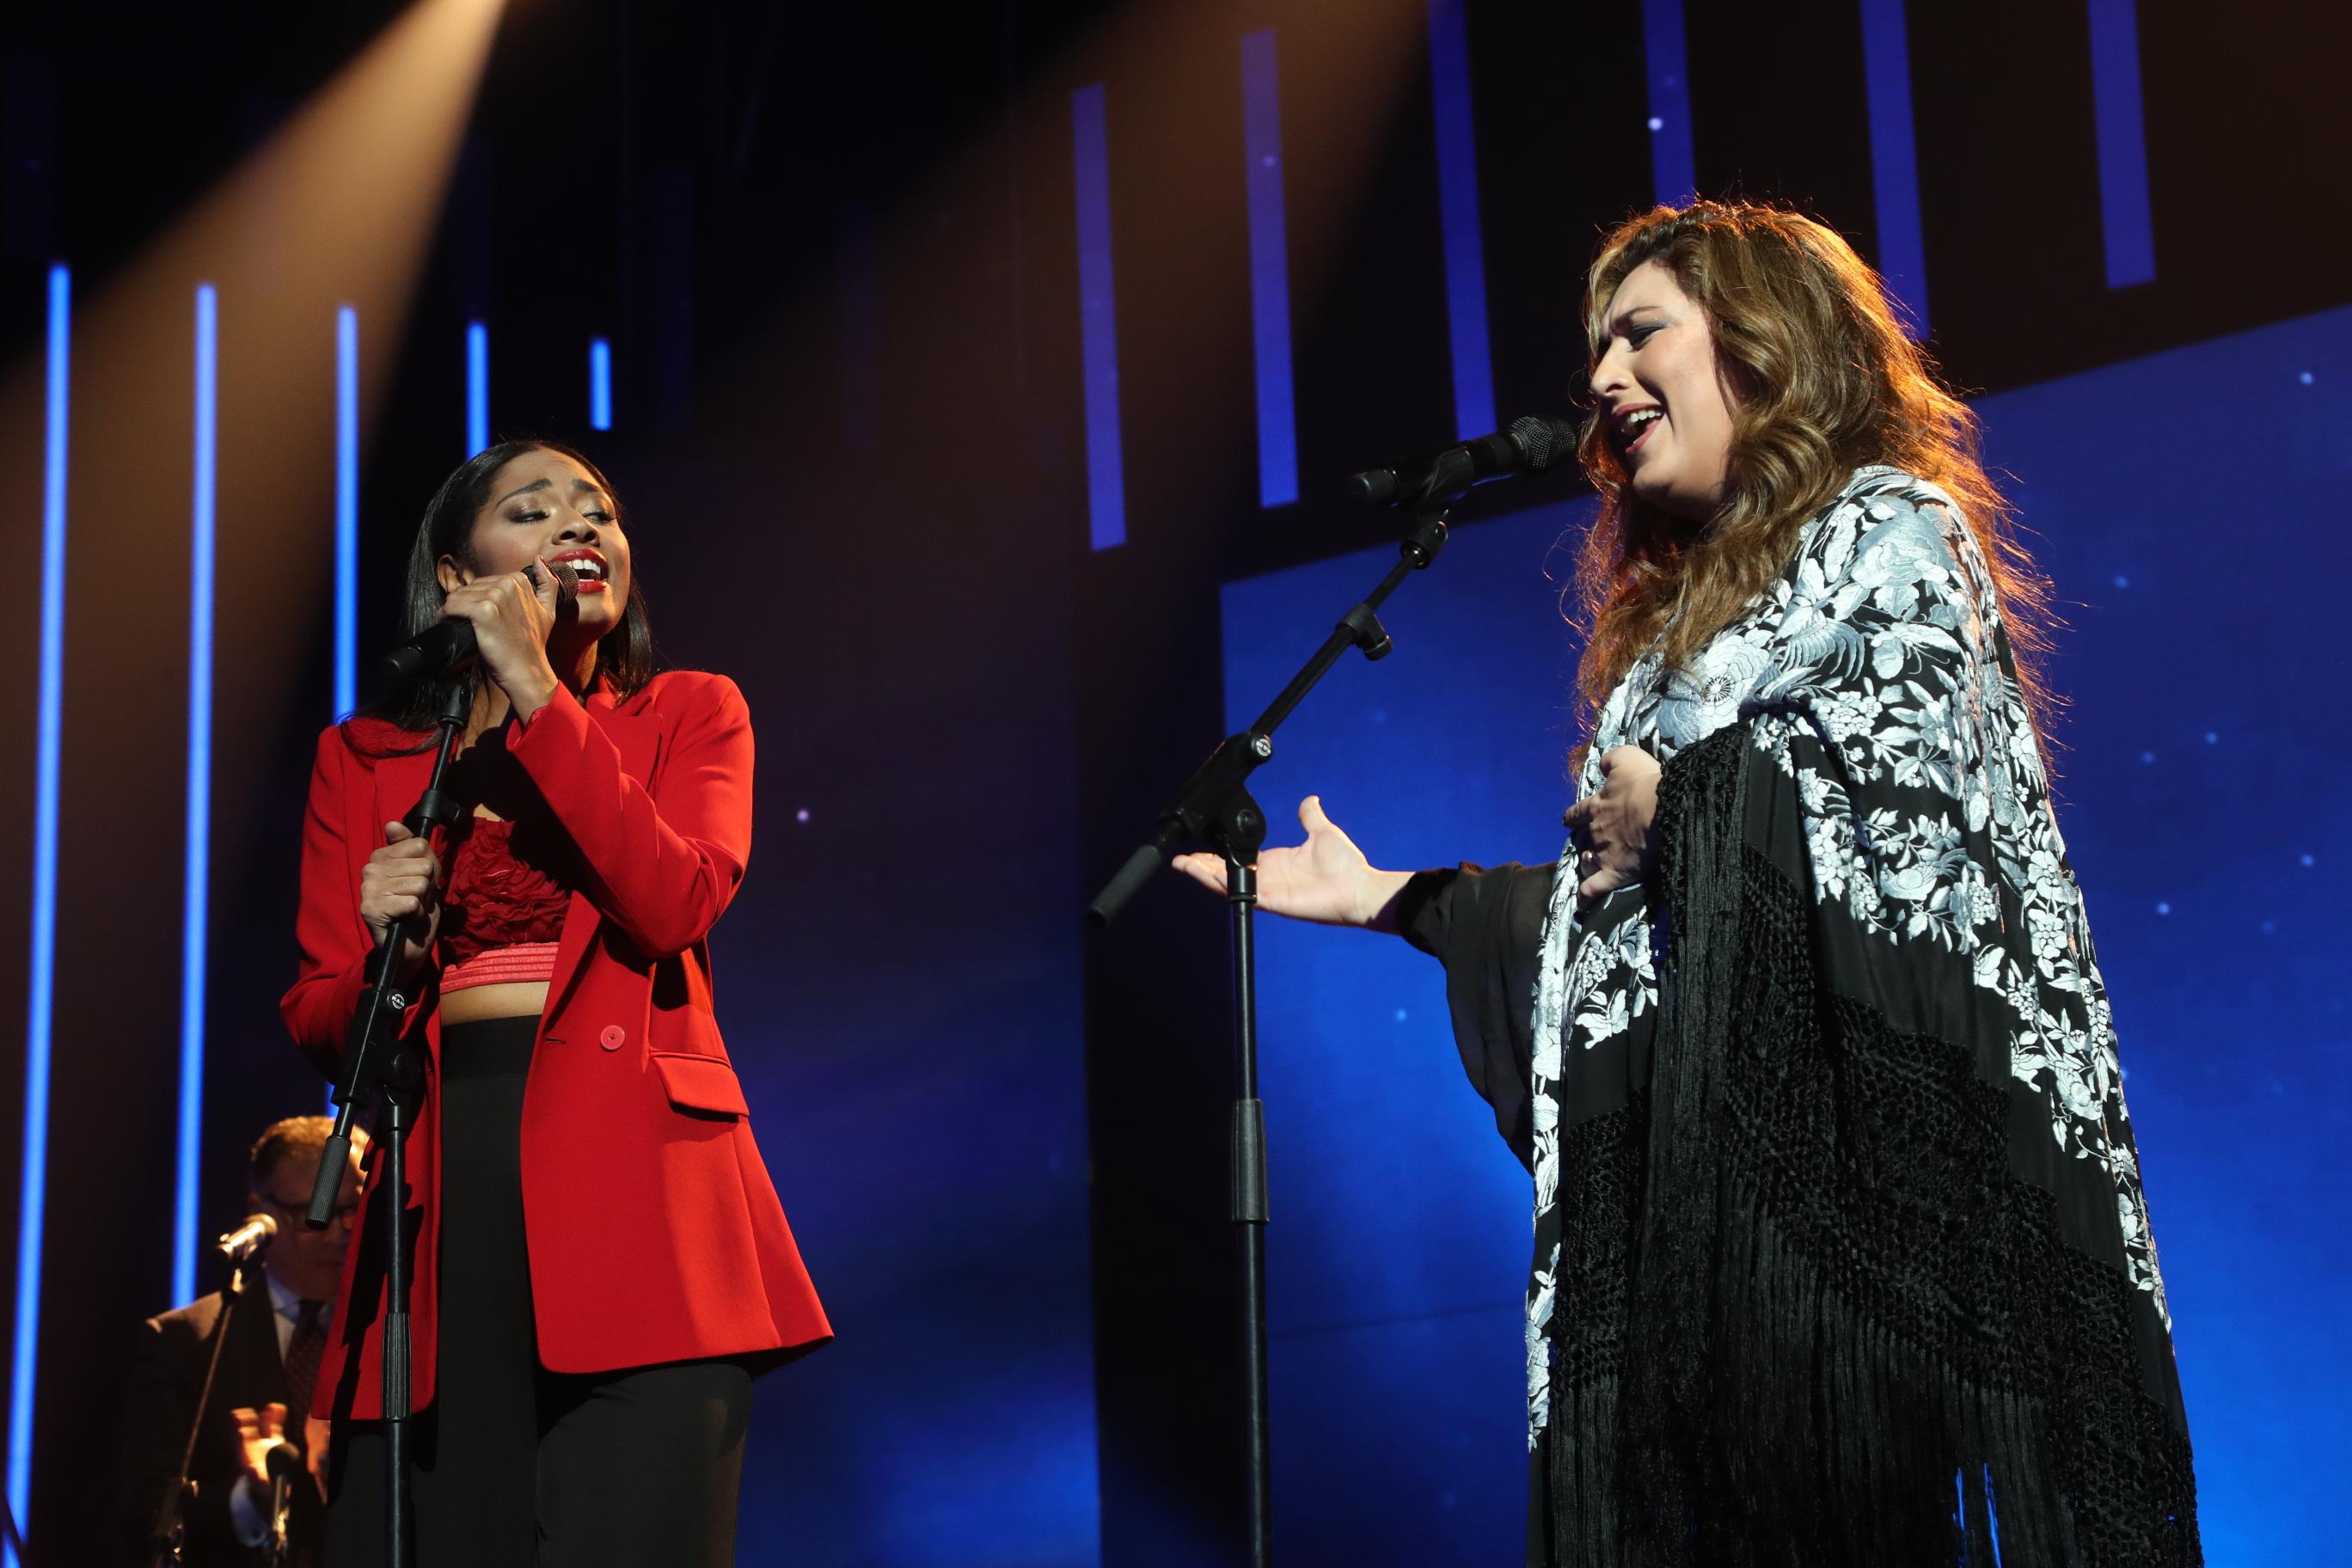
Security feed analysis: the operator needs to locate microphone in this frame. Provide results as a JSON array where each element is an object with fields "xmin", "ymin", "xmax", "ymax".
[
  {"xmin": 377, "ymin": 620, "xmax": 475, "ymax": 689},
  {"xmin": 265, "ymin": 1438, "xmax": 303, "ymax": 1553},
  {"xmin": 263, "ymin": 1440, "xmax": 306, "ymax": 1483},
  {"xmin": 377, "ymin": 560, "xmax": 580, "ymax": 689},
  {"xmin": 216, "ymin": 1213, "xmax": 278, "ymax": 1264},
  {"xmin": 1348, "ymin": 413, "xmax": 1579, "ymax": 505}
]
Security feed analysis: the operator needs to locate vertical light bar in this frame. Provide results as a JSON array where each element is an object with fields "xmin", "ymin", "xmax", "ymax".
[
  {"xmin": 1070, "ymin": 84, "xmax": 1127, "ymax": 551},
  {"xmin": 1640, "ymin": 0, "xmax": 1697, "ymax": 205},
  {"xmin": 1240, "ymin": 29, "xmax": 1298, "ymax": 509},
  {"xmin": 328, "ymin": 309, "xmax": 357, "ymax": 1116},
  {"xmin": 334, "ymin": 306, "xmax": 359, "ymax": 720},
  {"xmin": 1858, "ymin": 0, "xmax": 1929, "ymax": 335},
  {"xmin": 2086, "ymin": 0, "xmax": 2155, "ymax": 288},
  {"xmin": 7, "ymin": 263, "xmax": 70, "ymax": 1568},
  {"xmin": 1426, "ymin": 0, "xmax": 1495, "ymax": 440},
  {"xmin": 465, "ymin": 320, "xmax": 489, "ymax": 457},
  {"xmin": 173, "ymin": 284, "xmax": 219, "ymax": 1308},
  {"xmin": 589, "ymin": 338, "xmax": 614, "ymax": 432}
]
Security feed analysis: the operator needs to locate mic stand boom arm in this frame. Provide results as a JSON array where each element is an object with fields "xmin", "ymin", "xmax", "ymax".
[
  {"xmin": 1086, "ymin": 498, "xmax": 1453, "ymax": 1568},
  {"xmin": 1086, "ymin": 502, "xmax": 1450, "ymax": 927}
]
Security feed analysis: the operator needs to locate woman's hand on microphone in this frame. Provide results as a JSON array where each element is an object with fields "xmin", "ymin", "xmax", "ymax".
[
  {"xmin": 1171, "ymin": 796, "xmax": 1413, "ymax": 930},
  {"xmin": 438, "ymin": 555, "xmax": 567, "ymax": 718},
  {"xmin": 358, "ymin": 820, "xmax": 441, "ymax": 977}
]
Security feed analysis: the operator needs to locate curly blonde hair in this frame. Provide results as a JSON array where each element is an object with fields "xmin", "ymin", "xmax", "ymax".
[{"xmin": 1571, "ymin": 200, "xmax": 2052, "ymax": 738}]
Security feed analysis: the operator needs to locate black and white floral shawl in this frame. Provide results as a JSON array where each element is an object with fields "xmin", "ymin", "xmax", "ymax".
[{"xmin": 1400, "ymin": 468, "xmax": 2197, "ymax": 1565}]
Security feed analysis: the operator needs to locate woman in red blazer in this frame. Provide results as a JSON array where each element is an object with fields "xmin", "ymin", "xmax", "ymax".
[{"xmin": 283, "ymin": 439, "xmax": 829, "ymax": 1565}]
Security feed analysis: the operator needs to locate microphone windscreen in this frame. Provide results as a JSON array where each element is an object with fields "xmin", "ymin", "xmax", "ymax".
[
  {"xmin": 533, "ymin": 560, "xmax": 581, "ymax": 607},
  {"xmin": 265, "ymin": 1439, "xmax": 305, "ymax": 1481},
  {"xmin": 216, "ymin": 1211, "xmax": 279, "ymax": 1261},
  {"xmin": 1510, "ymin": 414, "xmax": 1579, "ymax": 474}
]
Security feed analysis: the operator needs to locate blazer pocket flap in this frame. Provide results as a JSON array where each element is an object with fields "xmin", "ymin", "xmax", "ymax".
[{"xmin": 651, "ymin": 1053, "xmax": 749, "ymax": 1118}]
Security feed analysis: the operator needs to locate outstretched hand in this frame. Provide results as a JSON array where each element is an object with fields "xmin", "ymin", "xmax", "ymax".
[
  {"xmin": 1562, "ymin": 744, "xmax": 1661, "ymax": 909},
  {"xmin": 1171, "ymin": 796, "xmax": 1412, "ymax": 929}
]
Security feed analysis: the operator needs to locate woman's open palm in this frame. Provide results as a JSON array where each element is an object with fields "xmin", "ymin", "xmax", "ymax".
[{"xmin": 1171, "ymin": 796, "xmax": 1391, "ymax": 927}]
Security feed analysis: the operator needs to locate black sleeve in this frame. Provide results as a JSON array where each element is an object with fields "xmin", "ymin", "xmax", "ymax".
[{"xmin": 1394, "ymin": 861, "xmax": 1556, "ymax": 1170}]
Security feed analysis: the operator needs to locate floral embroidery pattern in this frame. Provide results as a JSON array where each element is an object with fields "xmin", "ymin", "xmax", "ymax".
[{"xmin": 1516, "ymin": 468, "xmax": 2171, "ymax": 1447}]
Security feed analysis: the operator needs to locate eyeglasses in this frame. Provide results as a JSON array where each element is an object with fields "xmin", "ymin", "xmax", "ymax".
[{"xmin": 255, "ymin": 1189, "xmax": 359, "ymax": 1227}]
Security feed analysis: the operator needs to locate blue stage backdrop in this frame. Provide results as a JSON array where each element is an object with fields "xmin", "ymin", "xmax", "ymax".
[
  {"xmin": 652, "ymin": 479, "xmax": 1104, "ymax": 1559},
  {"xmin": 1220, "ymin": 304, "xmax": 2352, "ymax": 1563}
]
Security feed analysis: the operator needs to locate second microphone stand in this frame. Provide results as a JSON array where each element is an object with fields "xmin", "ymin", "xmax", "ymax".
[
  {"xmin": 305, "ymin": 677, "xmax": 473, "ymax": 1568},
  {"xmin": 1088, "ymin": 498, "xmax": 1455, "ymax": 1567},
  {"xmin": 147, "ymin": 1248, "xmax": 259, "ymax": 1567}
]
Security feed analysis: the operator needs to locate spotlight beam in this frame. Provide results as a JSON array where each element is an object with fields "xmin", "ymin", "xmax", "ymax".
[{"xmin": 0, "ymin": 2, "xmax": 507, "ymax": 1547}]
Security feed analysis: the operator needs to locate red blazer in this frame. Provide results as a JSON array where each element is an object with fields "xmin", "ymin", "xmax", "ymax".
[{"xmin": 283, "ymin": 670, "xmax": 830, "ymax": 1419}]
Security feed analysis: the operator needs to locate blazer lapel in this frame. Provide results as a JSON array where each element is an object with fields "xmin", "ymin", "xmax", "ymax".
[
  {"xmin": 544, "ymin": 685, "xmax": 663, "ymax": 1022},
  {"xmin": 370, "ymin": 745, "xmax": 436, "ymax": 848},
  {"xmin": 592, "ymin": 684, "xmax": 665, "ymax": 805}
]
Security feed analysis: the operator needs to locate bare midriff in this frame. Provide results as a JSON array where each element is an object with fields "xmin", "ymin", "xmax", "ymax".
[{"xmin": 439, "ymin": 981, "xmax": 549, "ymax": 1026}]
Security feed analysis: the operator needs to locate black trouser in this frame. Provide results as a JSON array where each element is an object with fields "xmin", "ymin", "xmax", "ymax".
[{"xmin": 326, "ymin": 1016, "xmax": 751, "ymax": 1566}]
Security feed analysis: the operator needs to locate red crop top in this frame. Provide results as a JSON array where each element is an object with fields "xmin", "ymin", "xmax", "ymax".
[{"xmin": 439, "ymin": 815, "xmax": 572, "ymax": 992}]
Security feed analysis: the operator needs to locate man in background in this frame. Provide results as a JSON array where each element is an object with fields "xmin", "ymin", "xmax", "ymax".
[{"xmin": 120, "ymin": 1115, "xmax": 361, "ymax": 1565}]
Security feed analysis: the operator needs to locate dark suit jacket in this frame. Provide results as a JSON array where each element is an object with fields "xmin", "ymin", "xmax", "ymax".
[{"xmin": 119, "ymin": 1280, "xmax": 322, "ymax": 1567}]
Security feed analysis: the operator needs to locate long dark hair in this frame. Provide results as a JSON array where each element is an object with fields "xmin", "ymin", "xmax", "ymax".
[{"xmin": 366, "ymin": 439, "xmax": 658, "ymax": 738}]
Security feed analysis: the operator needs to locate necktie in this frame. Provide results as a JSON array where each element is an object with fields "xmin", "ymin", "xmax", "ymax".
[
  {"xmin": 284, "ymin": 1299, "xmax": 327, "ymax": 1429},
  {"xmin": 282, "ymin": 1301, "xmax": 328, "ymax": 1567}
]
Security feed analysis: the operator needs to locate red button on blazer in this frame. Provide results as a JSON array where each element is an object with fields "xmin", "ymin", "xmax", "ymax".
[{"xmin": 282, "ymin": 671, "xmax": 831, "ymax": 1419}]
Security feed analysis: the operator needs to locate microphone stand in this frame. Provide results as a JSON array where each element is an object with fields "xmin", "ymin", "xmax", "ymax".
[
  {"xmin": 1087, "ymin": 497, "xmax": 1455, "ymax": 1567},
  {"xmin": 304, "ymin": 677, "xmax": 474, "ymax": 1568},
  {"xmin": 147, "ymin": 1254, "xmax": 259, "ymax": 1568},
  {"xmin": 266, "ymin": 1453, "xmax": 295, "ymax": 1565}
]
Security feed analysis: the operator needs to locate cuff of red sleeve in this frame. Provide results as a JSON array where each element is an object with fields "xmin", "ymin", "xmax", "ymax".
[{"xmin": 511, "ymin": 681, "xmax": 579, "ymax": 735}]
